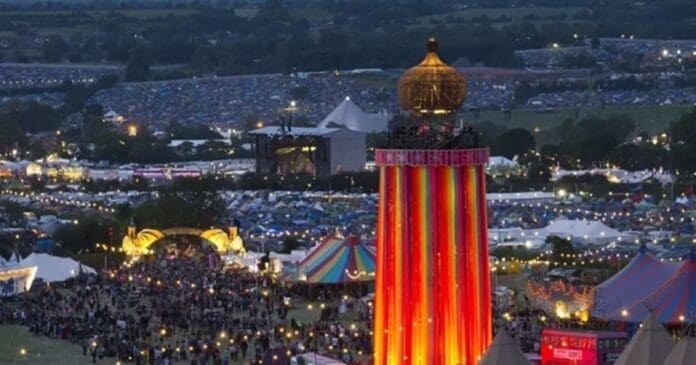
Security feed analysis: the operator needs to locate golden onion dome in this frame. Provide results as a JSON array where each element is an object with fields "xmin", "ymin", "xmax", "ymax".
[{"xmin": 398, "ymin": 38, "xmax": 466, "ymax": 115}]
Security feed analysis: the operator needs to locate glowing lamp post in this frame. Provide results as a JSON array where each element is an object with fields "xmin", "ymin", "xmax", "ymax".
[{"xmin": 127, "ymin": 124, "xmax": 138, "ymax": 137}]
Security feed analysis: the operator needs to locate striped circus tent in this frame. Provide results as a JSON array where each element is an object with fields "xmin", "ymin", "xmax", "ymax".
[
  {"xmin": 287, "ymin": 235, "xmax": 375, "ymax": 284},
  {"xmin": 606, "ymin": 253, "xmax": 696, "ymax": 324},
  {"xmin": 593, "ymin": 246, "xmax": 680, "ymax": 319}
]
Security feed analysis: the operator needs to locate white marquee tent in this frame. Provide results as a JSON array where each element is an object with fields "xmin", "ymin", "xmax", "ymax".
[
  {"xmin": 662, "ymin": 335, "xmax": 696, "ymax": 365},
  {"xmin": 541, "ymin": 219, "xmax": 630, "ymax": 244},
  {"xmin": 478, "ymin": 330, "xmax": 531, "ymax": 365},
  {"xmin": 21, "ymin": 253, "xmax": 96, "ymax": 283},
  {"xmin": 487, "ymin": 156, "xmax": 521, "ymax": 177},
  {"xmin": 615, "ymin": 313, "xmax": 674, "ymax": 365}
]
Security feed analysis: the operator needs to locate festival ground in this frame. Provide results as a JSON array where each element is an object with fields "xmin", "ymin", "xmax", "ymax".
[
  {"xmin": 0, "ymin": 240, "xmax": 374, "ymax": 364},
  {"xmin": 0, "ymin": 325, "xmax": 93, "ymax": 365}
]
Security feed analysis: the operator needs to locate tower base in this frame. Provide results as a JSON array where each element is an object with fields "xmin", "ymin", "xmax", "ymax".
[{"xmin": 374, "ymin": 148, "xmax": 492, "ymax": 365}]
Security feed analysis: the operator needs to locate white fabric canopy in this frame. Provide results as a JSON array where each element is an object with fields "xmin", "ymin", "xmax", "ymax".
[
  {"xmin": 294, "ymin": 353, "xmax": 346, "ymax": 365},
  {"xmin": 541, "ymin": 219, "xmax": 627, "ymax": 243},
  {"xmin": 21, "ymin": 253, "xmax": 96, "ymax": 283},
  {"xmin": 488, "ymin": 156, "xmax": 518, "ymax": 168},
  {"xmin": 615, "ymin": 313, "xmax": 674, "ymax": 365},
  {"xmin": 662, "ymin": 336, "xmax": 696, "ymax": 365},
  {"xmin": 478, "ymin": 330, "xmax": 530, "ymax": 365}
]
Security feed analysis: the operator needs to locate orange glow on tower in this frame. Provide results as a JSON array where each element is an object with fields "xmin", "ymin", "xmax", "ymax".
[{"xmin": 374, "ymin": 39, "xmax": 492, "ymax": 364}]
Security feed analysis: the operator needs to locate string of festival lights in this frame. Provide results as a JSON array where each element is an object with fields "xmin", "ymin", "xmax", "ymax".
[{"xmin": 1, "ymin": 189, "xmax": 117, "ymax": 213}]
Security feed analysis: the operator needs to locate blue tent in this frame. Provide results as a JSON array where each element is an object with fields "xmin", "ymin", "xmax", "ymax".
[{"xmin": 34, "ymin": 239, "xmax": 55, "ymax": 252}]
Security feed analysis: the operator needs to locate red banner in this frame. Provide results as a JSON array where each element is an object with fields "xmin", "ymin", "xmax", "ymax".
[{"xmin": 375, "ymin": 148, "xmax": 489, "ymax": 166}]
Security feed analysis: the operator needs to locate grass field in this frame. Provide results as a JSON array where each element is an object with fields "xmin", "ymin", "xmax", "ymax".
[
  {"xmin": 343, "ymin": 73, "xmax": 689, "ymax": 139},
  {"xmin": 233, "ymin": 8, "xmax": 257, "ymax": 18},
  {"xmin": 289, "ymin": 8, "xmax": 332, "ymax": 21},
  {"xmin": 0, "ymin": 307, "xmax": 365, "ymax": 364},
  {"xmin": 0, "ymin": 302, "xmax": 363, "ymax": 364},
  {"xmin": 464, "ymin": 104, "xmax": 691, "ymax": 144},
  {"xmin": 409, "ymin": 6, "xmax": 592, "ymax": 30},
  {"xmin": 416, "ymin": 6, "xmax": 589, "ymax": 23},
  {"xmin": 234, "ymin": 7, "xmax": 331, "ymax": 20},
  {"xmin": 0, "ymin": 325, "xmax": 93, "ymax": 365}
]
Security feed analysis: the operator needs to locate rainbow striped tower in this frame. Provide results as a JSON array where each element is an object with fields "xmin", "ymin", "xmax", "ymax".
[{"xmin": 373, "ymin": 39, "xmax": 492, "ymax": 365}]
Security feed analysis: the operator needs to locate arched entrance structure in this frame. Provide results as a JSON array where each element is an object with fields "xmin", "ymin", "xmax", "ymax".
[{"xmin": 122, "ymin": 223, "xmax": 245, "ymax": 256}]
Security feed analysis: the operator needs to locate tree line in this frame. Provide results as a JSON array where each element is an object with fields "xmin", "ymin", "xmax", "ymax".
[{"xmin": 3, "ymin": 1, "xmax": 696, "ymax": 78}]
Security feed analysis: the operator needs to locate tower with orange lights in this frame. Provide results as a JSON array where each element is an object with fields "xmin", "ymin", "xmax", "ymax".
[{"xmin": 373, "ymin": 38, "xmax": 492, "ymax": 364}]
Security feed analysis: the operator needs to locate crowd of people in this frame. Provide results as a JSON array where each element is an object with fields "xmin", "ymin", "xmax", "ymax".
[
  {"xmin": 599, "ymin": 38, "xmax": 696, "ymax": 60},
  {"xmin": 515, "ymin": 37, "xmax": 696, "ymax": 69},
  {"xmin": 90, "ymin": 72, "xmax": 529, "ymax": 129},
  {"xmin": 89, "ymin": 73, "xmax": 395, "ymax": 129},
  {"xmin": 526, "ymin": 87, "xmax": 696, "ymax": 108},
  {"xmin": 514, "ymin": 46, "xmax": 592, "ymax": 68},
  {"xmin": 6, "ymin": 58, "xmax": 696, "ymax": 128},
  {"xmin": 494, "ymin": 306, "xmax": 548, "ymax": 353},
  {"xmin": 0, "ymin": 237, "xmax": 373, "ymax": 364},
  {"xmin": 0, "ymin": 64, "xmax": 119, "ymax": 89}
]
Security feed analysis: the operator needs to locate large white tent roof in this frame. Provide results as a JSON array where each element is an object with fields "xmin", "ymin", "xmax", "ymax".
[
  {"xmin": 542, "ymin": 219, "xmax": 626, "ymax": 242},
  {"xmin": 488, "ymin": 156, "xmax": 518, "ymax": 168},
  {"xmin": 21, "ymin": 253, "xmax": 95, "ymax": 283},
  {"xmin": 318, "ymin": 97, "xmax": 388, "ymax": 133},
  {"xmin": 614, "ymin": 313, "xmax": 674, "ymax": 365}
]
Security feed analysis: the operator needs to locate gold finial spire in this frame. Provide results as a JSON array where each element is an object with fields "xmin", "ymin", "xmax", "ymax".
[{"xmin": 427, "ymin": 37, "xmax": 438, "ymax": 53}]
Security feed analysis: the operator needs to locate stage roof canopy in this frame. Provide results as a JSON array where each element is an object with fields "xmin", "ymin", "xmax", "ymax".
[{"xmin": 318, "ymin": 97, "xmax": 388, "ymax": 133}]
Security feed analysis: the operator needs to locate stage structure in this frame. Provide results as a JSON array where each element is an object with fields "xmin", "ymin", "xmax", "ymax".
[
  {"xmin": 122, "ymin": 222, "xmax": 245, "ymax": 256},
  {"xmin": 249, "ymin": 126, "xmax": 366, "ymax": 177},
  {"xmin": 373, "ymin": 38, "xmax": 492, "ymax": 364}
]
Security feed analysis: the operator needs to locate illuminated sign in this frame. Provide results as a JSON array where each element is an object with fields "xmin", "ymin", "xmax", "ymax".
[
  {"xmin": 541, "ymin": 329, "xmax": 627, "ymax": 365},
  {"xmin": 553, "ymin": 348, "xmax": 583, "ymax": 360}
]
